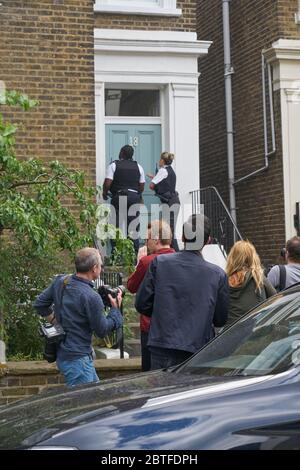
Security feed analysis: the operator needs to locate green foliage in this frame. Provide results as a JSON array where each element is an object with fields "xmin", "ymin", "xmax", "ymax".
[
  {"xmin": 0, "ymin": 90, "xmax": 98, "ymax": 253},
  {"xmin": 0, "ymin": 240, "xmax": 73, "ymax": 359},
  {"xmin": 0, "ymin": 89, "xmax": 135, "ymax": 357},
  {"xmin": 95, "ymin": 203, "xmax": 136, "ymax": 271}
]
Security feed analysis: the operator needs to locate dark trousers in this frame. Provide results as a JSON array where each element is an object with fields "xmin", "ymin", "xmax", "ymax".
[
  {"xmin": 111, "ymin": 192, "xmax": 141, "ymax": 253},
  {"xmin": 169, "ymin": 208, "xmax": 179, "ymax": 252},
  {"xmin": 160, "ymin": 200, "xmax": 180, "ymax": 252},
  {"xmin": 150, "ymin": 346, "xmax": 193, "ymax": 370},
  {"xmin": 141, "ymin": 331, "xmax": 151, "ymax": 372}
]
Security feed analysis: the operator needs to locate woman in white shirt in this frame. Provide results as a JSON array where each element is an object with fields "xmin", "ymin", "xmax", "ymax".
[{"xmin": 148, "ymin": 152, "xmax": 180, "ymax": 251}]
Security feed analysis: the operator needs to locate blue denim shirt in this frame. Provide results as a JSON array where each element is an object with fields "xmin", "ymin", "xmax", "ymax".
[{"xmin": 33, "ymin": 274, "xmax": 123, "ymax": 361}]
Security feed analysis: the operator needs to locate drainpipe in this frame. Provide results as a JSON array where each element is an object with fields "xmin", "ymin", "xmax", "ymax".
[{"xmin": 222, "ymin": 0, "xmax": 237, "ymax": 225}]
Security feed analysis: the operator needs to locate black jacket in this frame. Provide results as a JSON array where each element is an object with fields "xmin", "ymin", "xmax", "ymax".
[{"xmin": 135, "ymin": 251, "xmax": 228, "ymax": 354}]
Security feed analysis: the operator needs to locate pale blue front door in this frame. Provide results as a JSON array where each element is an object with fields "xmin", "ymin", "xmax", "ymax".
[{"xmin": 105, "ymin": 124, "xmax": 161, "ymax": 234}]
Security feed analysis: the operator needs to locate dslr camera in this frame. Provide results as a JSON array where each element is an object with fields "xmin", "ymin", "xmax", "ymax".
[
  {"xmin": 98, "ymin": 285, "xmax": 126, "ymax": 308},
  {"xmin": 39, "ymin": 322, "xmax": 65, "ymax": 363}
]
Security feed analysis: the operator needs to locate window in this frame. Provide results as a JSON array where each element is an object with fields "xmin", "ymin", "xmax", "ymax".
[
  {"xmin": 94, "ymin": 0, "xmax": 181, "ymax": 17},
  {"xmin": 105, "ymin": 89, "xmax": 160, "ymax": 116}
]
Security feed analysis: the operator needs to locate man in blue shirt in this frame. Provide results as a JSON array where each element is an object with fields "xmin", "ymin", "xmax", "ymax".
[{"xmin": 34, "ymin": 247, "xmax": 123, "ymax": 386}]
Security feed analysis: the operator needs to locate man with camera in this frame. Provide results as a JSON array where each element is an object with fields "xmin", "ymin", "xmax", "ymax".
[
  {"xmin": 34, "ymin": 247, "xmax": 123, "ymax": 387},
  {"xmin": 135, "ymin": 214, "xmax": 228, "ymax": 370}
]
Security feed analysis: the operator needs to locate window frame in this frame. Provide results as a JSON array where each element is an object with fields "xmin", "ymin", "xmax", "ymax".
[{"xmin": 94, "ymin": 0, "xmax": 182, "ymax": 17}]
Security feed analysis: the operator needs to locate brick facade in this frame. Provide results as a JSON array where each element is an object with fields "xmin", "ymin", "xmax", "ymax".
[
  {"xmin": 0, "ymin": 359, "xmax": 141, "ymax": 405},
  {"xmin": 94, "ymin": 0, "xmax": 197, "ymax": 32},
  {"xmin": 197, "ymin": 0, "xmax": 300, "ymax": 266},
  {"xmin": 0, "ymin": 0, "xmax": 96, "ymax": 184}
]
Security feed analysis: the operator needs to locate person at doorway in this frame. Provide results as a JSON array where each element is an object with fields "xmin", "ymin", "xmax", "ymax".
[
  {"xmin": 148, "ymin": 152, "xmax": 180, "ymax": 251},
  {"xmin": 267, "ymin": 236, "xmax": 300, "ymax": 291},
  {"xmin": 102, "ymin": 145, "xmax": 145, "ymax": 253},
  {"xmin": 127, "ymin": 220, "xmax": 175, "ymax": 371},
  {"xmin": 34, "ymin": 248, "xmax": 123, "ymax": 387}
]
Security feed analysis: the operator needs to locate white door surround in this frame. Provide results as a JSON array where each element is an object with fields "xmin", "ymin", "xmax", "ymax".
[
  {"xmin": 94, "ymin": 28, "xmax": 212, "ymax": 219},
  {"xmin": 265, "ymin": 39, "xmax": 300, "ymax": 239}
]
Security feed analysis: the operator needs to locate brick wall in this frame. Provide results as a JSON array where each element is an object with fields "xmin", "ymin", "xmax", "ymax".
[
  {"xmin": 0, "ymin": 359, "xmax": 141, "ymax": 405},
  {"xmin": 0, "ymin": 0, "xmax": 96, "ymax": 184},
  {"xmin": 94, "ymin": 0, "xmax": 197, "ymax": 32},
  {"xmin": 197, "ymin": 0, "xmax": 300, "ymax": 266}
]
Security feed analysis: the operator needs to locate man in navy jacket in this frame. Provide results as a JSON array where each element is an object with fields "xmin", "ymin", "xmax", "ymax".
[{"xmin": 135, "ymin": 214, "xmax": 228, "ymax": 370}]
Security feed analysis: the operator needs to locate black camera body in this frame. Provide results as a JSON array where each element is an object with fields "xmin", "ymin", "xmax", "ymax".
[
  {"xmin": 39, "ymin": 322, "xmax": 65, "ymax": 363},
  {"xmin": 98, "ymin": 285, "xmax": 125, "ymax": 308}
]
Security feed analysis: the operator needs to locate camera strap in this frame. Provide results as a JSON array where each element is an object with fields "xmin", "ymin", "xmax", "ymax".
[{"xmin": 56, "ymin": 275, "xmax": 71, "ymax": 324}]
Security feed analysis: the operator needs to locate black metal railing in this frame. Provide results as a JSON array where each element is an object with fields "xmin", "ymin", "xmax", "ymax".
[
  {"xmin": 190, "ymin": 186, "xmax": 242, "ymax": 255},
  {"xmin": 94, "ymin": 271, "xmax": 124, "ymax": 359}
]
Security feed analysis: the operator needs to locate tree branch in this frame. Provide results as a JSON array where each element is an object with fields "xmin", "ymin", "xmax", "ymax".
[{"xmin": 9, "ymin": 174, "xmax": 61, "ymax": 189}]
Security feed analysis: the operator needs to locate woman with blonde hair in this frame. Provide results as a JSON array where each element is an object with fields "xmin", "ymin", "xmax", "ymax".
[
  {"xmin": 147, "ymin": 152, "xmax": 180, "ymax": 251},
  {"xmin": 226, "ymin": 240, "xmax": 276, "ymax": 325}
]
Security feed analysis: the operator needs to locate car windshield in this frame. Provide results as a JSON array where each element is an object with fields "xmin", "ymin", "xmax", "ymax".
[{"xmin": 178, "ymin": 288, "xmax": 300, "ymax": 377}]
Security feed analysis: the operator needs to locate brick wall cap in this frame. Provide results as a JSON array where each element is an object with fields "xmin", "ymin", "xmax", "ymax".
[{"xmin": 5, "ymin": 358, "xmax": 141, "ymax": 375}]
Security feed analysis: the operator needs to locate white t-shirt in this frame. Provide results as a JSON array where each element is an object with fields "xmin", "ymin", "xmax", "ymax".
[
  {"xmin": 105, "ymin": 161, "xmax": 145, "ymax": 183},
  {"xmin": 151, "ymin": 167, "xmax": 168, "ymax": 185}
]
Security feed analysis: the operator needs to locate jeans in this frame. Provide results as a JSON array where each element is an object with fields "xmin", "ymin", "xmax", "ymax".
[
  {"xmin": 150, "ymin": 347, "xmax": 193, "ymax": 370},
  {"xmin": 57, "ymin": 355, "xmax": 100, "ymax": 387}
]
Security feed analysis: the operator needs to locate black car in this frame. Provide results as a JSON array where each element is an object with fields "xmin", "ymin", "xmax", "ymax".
[{"xmin": 1, "ymin": 284, "xmax": 300, "ymax": 450}]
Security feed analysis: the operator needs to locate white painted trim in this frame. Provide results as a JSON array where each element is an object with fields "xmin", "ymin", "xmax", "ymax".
[
  {"xmin": 95, "ymin": 29, "xmax": 197, "ymax": 42},
  {"xmin": 105, "ymin": 116, "xmax": 162, "ymax": 125},
  {"xmin": 95, "ymin": 82, "xmax": 106, "ymax": 193},
  {"xmin": 264, "ymin": 39, "xmax": 300, "ymax": 62},
  {"xmin": 265, "ymin": 39, "xmax": 300, "ymax": 239},
  {"xmin": 96, "ymin": 71, "xmax": 200, "ymax": 83},
  {"xmin": 94, "ymin": 0, "xmax": 181, "ymax": 16},
  {"xmin": 94, "ymin": 29, "xmax": 211, "ymax": 57}
]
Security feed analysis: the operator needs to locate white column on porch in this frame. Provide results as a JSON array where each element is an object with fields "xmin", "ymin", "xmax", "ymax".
[{"xmin": 265, "ymin": 39, "xmax": 300, "ymax": 238}]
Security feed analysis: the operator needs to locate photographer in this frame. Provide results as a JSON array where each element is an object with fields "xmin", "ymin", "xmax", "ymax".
[{"xmin": 34, "ymin": 247, "xmax": 123, "ymax": 387}]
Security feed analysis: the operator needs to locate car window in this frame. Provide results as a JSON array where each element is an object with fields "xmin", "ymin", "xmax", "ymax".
[{"xmin": 179, "ymin": 290, "xmax": 300, "ymax": 377}]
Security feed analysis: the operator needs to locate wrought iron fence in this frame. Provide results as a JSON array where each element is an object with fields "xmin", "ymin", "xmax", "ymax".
[
  {"xmin": 190, "ymin": 186, "xmax": 242, "ymax": 255},
  {"xmin": 94, "ymin": 271, "xmax": 124, "ymax": 359}
]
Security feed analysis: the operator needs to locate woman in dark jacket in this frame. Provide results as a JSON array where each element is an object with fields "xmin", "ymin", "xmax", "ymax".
[
  {"xmin": 148, "ymin": 152, "xmax": 180, "ymax": 251},
  {"xmin": 225, "ymin": 240, "xmax": 276, "ymax": 326}
]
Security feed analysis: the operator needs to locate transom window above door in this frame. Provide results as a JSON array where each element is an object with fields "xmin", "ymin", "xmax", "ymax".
[
  {"xmin": 94, "ymin": 0, "xmax": 182, "ymax": 16},
  {"xmin": 105, "ymin": 89, "xmax": 160, "ymax": 117}
]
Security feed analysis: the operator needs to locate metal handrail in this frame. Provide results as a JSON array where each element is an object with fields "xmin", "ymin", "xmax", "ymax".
[{"xmin": 190, "ymin": 186, "xmax": 242, "ymax": 254}]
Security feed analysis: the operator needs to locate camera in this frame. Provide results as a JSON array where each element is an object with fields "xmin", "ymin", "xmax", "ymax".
[
  {"xmin": 97, "ymin": 285, "xmax": 126, "ymax": 308},
  {"xmin": 39, "ymin": 322, "xmax": 65, "ymax": 363}
]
